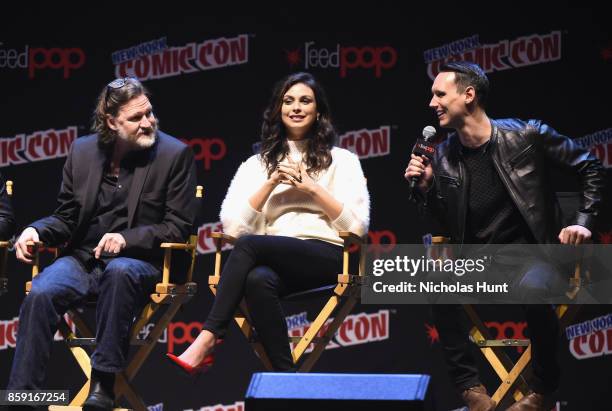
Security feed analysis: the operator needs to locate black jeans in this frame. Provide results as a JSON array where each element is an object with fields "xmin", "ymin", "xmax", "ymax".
[
  {"xmin": 432, "ymin": 258, "xmax": 563, "ymax": 394},
  {"xmin": 204, "ymin": 235, "xmax": 343, "ymax": 371},
  {"xmin": 7, "ymin": 256, "xmax": 160, "ymax": 390}
]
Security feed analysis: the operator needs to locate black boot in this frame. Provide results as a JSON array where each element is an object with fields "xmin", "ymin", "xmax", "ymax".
[{"xmin": 82, "ymin": 368, "xmax": 115, "ymax": 411}]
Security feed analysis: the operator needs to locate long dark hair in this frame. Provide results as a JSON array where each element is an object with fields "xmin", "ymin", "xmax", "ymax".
[{"xmin": 260, "ymin": 72, "xmax": 336, "ymax": 176}]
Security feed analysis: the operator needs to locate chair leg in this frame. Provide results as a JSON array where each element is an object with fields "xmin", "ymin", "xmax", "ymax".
[
  {"xmin": 235, "ymin": 300, "xmax": 274, "ymax": 371},
  {"xmin": 116, "ymin": 296, "xmax": 187, "ymax": 405},
  {"xmin": 298, "ymin": 293, "xmax": 358, "ymax": 372},
  {"xmin": 130, "ymin": 302, "xmax": 159, "ymax": 345},
  {"xmin": 58, "ymin": 316, "xmax": 94, "ymax": 406},
  {"xmin": 464, "ymin": 305, "xmax": 531, "ymax": 404},
  {"xmin": 292, "ymin": 283, "xmax": 353, "ymax": 366},
  {"xmin": 292, "ymin": 294, "xmax": 342, "ymax": 364},
  {"xmin": 464, "ymin": 304, "xmax": 577, "ymax": 407},
  {"xmin": 491, "ymin": 345, "xmax": 532, "ymax": 404},
  {"xmin": 115, "ymin": 371, "xmax": 147, "ymax": 411}
]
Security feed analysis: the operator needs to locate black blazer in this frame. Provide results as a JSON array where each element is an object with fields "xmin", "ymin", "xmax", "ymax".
[{"xmin": 30, "ymin": 132, "xmax": 198, "ymax": 262}]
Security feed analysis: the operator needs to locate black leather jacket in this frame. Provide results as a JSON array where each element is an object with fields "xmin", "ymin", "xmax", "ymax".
[{"xmin": 421, "ymin": 119, "xmax": 605, "ymax": 244}]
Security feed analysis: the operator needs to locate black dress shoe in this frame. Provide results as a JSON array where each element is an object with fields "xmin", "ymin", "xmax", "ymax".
[
  {"xmin": 82, "ymin": 391, "xmax": 114, "ymax": 411},
  {"xmin": 82, "ymin": 369, "xmax": 115, "ymax": 411}
]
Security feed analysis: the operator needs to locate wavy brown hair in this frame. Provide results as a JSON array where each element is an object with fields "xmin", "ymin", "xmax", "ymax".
[
  {"xmin": 91, "ymin": 77, "xmax": 151, "ymax": 149},
  {"xmin": 260, "ymin": 72, "xmax": 336, "ymax": 176}
]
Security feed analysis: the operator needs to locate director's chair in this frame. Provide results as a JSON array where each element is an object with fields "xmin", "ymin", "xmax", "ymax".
[
  {"xmin": 207, "ymin": 231, "xmax": 366, "ymax": 372},
  {"xmin": 429, "ymin": 235, "xmax": 586, "ymax": 409},
  {"xmin": 26, "ymin": 185, "xmax": 203, "ymax": 411}
]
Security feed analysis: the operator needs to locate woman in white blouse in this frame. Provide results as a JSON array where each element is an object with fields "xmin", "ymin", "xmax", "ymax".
[{"xmin": 167, "ymin": 72, "xmax": 370, "ymax": 373}]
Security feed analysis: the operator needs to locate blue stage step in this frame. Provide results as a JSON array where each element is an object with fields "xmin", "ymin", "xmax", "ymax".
[{"xmin": 245, "ymin": 372, "xmax": 430, "ymax": 410}]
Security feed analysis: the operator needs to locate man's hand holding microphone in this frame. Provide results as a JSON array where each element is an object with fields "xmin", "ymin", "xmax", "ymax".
[{"xmin": 405, "ymin": 126, "xmax": 436, "ymax": 200}]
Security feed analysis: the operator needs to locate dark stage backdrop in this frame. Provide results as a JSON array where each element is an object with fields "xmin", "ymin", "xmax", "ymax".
[{"xmin": 1, "ymin": 9, "xmax": 611, "ymax": 411}]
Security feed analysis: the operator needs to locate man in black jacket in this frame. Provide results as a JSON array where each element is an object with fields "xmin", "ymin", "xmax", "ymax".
[
  {"xmin": 405, "ymin": 62, "xmax": 604, "ymax": 411},
  {"xmin": 7, "ymin": 77, "xmax": 197, "ymax": 411}
]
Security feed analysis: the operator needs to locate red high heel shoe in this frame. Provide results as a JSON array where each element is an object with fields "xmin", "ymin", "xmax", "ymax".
[
  {"xmin": 166, "ymin": 339, "xmax": 223, "ymax": 377},
  {"xmin": 166, "ymin": 352, "xmax": 214, "ymax": 376}
]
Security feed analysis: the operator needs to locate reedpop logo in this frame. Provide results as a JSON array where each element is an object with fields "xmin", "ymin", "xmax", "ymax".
[
  {"xmin": 181, "ymin": 138, "xmax": 227, "ymax": 171},
  {"xmin": 0, "ymin": 43, "xmax": 85, "ymax": 78},
  {"xmin": 286, "ymin": 42, "xmax": 397, "ymax": 78}
]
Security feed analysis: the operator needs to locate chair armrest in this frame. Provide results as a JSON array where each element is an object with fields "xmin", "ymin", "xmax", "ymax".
[
  {"xmin": 211, "ymin": 232, "xmax": 237, "ymax": 245},
  {"xmin": 160, "ymin": 242, "xmax": 196, "ymax": 250},
  {"xmin": 209, "ymin": 232, "xmax": 236, "ymax": 279},
  {"xmin": 0, "ymin": 241, "xmax": 10, "ymax": 248},
  {"xmin": 23, "ymin": 240, "xmax": 46, "ymax": 279},
  {"xmin": 338, "ymin": 232, "xmax": 366, "ymax": 276},
  {"xmin": 159, "ymin": 236, "xmax": 197, "ymax": 285},
  {"xmin": 338, "ymin": 231, "xmax": 363, "ymax": 247},
  {"xmin": 431, "ymin": 236, "xmax": 451, "ymax": 244}
]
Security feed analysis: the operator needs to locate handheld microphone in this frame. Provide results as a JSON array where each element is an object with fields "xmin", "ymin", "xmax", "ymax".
[{"xmin": 408, "ymin": 126, "xmax": 437, "ymax": 197}]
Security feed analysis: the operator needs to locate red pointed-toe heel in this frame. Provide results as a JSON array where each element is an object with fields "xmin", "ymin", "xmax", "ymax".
[
  {"xmin": 166, "ymin": 352, "xmax": 214, "ymax": 376},
  {"xmin": 165, "ymin": 339, "xmax": 223, "ymax": 377}
]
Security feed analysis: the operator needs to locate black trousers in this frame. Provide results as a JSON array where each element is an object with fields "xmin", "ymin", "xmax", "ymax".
[
  {"xmin": 203, "ymin": 235, "xmax": 343, "ymax": 371},
  {"xmin": 432, "ymin": 258, "xmax": 563, "ymax": 394}
]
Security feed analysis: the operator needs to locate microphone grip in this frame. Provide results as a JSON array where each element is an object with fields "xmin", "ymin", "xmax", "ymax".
[
  {"xmin": 409, "ymin": 175, "xmax": 419, "ymax": 190},
  {"xmin": 408, "ymin": 151, "xmax": 430, "ymax": 201}
]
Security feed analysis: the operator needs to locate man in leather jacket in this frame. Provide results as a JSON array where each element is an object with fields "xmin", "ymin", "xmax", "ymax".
[{"xmin": 405, "ymin": 61, "xmax": 605, "ymax": 411}]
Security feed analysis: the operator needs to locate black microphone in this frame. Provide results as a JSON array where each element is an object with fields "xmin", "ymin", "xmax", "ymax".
[{"xmin": 408, "ymin": 126, "xmax": 437, "ymax": 196}]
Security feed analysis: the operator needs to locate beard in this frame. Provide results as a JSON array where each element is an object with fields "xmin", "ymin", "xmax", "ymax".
[{"xmin": 117, "ymin": 123, "xmax": 158, "ymax": 150}]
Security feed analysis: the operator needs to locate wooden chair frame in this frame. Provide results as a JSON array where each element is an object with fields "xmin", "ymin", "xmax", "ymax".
[
  {"xmin": 463, "ymin": 304, "xmax": 580, "ymax": 408},
  {"xmin": 27, "ymin": 237, "xmax": 198, "ymax": 411},
  {"xmin": 430, "ymin": 236, "xmax": 585, "ymax": 408},
  {"xmin": 28, "ymin": 186, "xmax": 203, "ymax": 411},
  {"xmin": 207, "ymin": 231, "xmax": 366, "ymax": 372}
]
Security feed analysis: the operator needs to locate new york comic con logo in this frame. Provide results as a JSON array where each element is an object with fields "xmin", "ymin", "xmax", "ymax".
[
  {"xmin": 566, "ymin": 313, "xmax": 612, "ymax": 359},
  {"xmin": 339, "ymin": 126, "xmax": 391, "ymax": 159},
  {"xmin": 286, "ymin": 42, "xmax": 397, "ymax": 78},
  {"xmin": 112, "ymin": 35, "xmax": 249, "ymax": 81},
  {"xmin": 1, "ymin": 126, "xmax": 78, "ymax": 167},
  {"xmin": 574, "ymin": 128, "xmax": 612, "ymax": 169},
  {"xmin": 287, "ymin": 309, "xmax": 390, "ymax": 352},
  {"xmin": 424, "ymin": 31, "xmax": 561, "ymax": 79}
]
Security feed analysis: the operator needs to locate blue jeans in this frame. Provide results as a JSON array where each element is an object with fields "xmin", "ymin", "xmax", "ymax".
[{"xmin": 7, "ymin": 256, "xmax": 160, "ymax": 390}]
